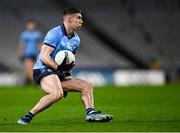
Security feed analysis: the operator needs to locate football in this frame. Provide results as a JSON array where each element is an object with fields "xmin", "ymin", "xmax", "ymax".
[{"xmin": 55, "ymin": 50, "xmax": 75, "ymax": 65}]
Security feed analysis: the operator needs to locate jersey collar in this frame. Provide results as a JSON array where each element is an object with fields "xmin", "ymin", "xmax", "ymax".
[{"xmin": 61, "ymin": 24, "xmax": 75, "ymax": 39}]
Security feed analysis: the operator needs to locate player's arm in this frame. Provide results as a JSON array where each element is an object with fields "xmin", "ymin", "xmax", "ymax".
[
  {"xmin": 39, "ymin": 44, "xmax": 58, "ymax": 71},
  {"xmin": 18, "ymin": 40, "xmax": 24, "ymax": 58}
]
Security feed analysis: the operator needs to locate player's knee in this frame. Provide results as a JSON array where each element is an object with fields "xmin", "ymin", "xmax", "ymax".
[
  {"xmin": 51, "ymin": 92, "xmax": 63, "ymax": 102},
  {"xmin": 83, "ymin": 81, "xmax": 93, "ymax": 93},
  {"xmin": 88, "ymin": 82, "xmax": 93, "ymax": 91},
  {"xmin": 55, "ymin": 92, "xmax": 64, "ymax": 101},
  {"xmin": 87, "ymin": 82, "xmax": 93, "ymax": 93}
]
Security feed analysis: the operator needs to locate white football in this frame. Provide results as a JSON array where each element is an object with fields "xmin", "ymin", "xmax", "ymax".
[{"xmin": 55, "ymin": 50, "xmax": 75, "ymax": 65}]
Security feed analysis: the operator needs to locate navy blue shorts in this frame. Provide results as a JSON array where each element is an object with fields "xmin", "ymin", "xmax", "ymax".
[{"xmin": 33, "ymin": 67, "xmax": 71, "ymax": 85}]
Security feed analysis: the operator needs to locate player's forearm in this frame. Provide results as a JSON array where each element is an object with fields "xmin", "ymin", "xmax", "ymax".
[
  {"xmin": 18, "ymin": 41, "xmax": 24, "ymax": 57},
  {"xmin": 40, "ymin": 53, "xmax": 58, "ymax": 71}
]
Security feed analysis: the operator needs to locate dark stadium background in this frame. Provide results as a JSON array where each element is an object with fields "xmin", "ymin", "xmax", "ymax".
[{"xmin": 0, "ymin": 0, "xmax": 180, "ymax": 132}]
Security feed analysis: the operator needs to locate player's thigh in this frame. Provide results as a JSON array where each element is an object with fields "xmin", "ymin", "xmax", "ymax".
[
  {"xmin": 40, "ymin": 74, "xmax": 63, "ymax": 94},
  {"xmin": 61, "ymin": 78, "xmax": 92, "ymax": 92}
]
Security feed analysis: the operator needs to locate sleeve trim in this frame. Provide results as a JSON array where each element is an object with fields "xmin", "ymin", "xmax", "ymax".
[{"xmin": 44, "ymin": 43, "xmax": 56, "ymax": 49}]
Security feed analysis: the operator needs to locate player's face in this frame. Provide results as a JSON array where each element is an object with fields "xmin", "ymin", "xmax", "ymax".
[
  {"xmin": 70, "ymin": 13, "xmax": 83, "ymax": 30},
  {"xmin": 26, "ymin": 22, "xmax": 36, "ymax": 31}
]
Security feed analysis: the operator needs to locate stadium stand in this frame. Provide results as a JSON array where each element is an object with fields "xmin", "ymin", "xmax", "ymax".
[
  {"xmin": 0, "ymin": 0, "xmax": 134, "ymax": 71},
  {"xmin": 0, "ymin": 0, "xmax": 180, "ymax": 82},
  {"xmin": 66, "ymin": 0, "xmax": 180, "ymax": 69}
]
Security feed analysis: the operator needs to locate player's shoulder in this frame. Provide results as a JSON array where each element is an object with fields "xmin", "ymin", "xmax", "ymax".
[
  {"xmin": 20, "ymin": 30, "xmax": 28, "ymax": 38},
  {"xmin": 21, "ymin": 30, "xmax": 28, "ymax": 35},
  {"xmin": 49, "ymin": 26, "xmax": 61, "ymax": 33},
  {"xmin": 35, "ymin": 30, "xmax": 42, "ymax": 35},
  {"xmin": 48, "ymin": 26, "xmax": 62, "ymax": 36}
]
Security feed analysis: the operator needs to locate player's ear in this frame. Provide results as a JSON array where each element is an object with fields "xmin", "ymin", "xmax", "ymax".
[
  {"xmin": 64, "ymin": 15, "xmax": 71, "ymax": 23},
  {"xmin": 68, "ymin": 16, "xmax": 73, "ymax": 23}
]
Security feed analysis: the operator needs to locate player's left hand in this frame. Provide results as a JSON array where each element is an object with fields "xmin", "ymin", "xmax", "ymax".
[
  {"xmin": 57, "ymin": 54, "xmax": 68, "ymax": 72},
  {"xmin": 64, "ymin": 61, "xmax": 75, "ymax": 72},
  {"xmin": 57, "ymin": 61, "xmax": 75, "ymax": 72}
]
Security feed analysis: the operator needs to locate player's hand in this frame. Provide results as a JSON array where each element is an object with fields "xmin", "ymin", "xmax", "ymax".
[
  {"xmin": 57, "ymin": 61, "xmax": 75, "ymax": 72},
  {"xmin": 64, "ymin": 61, "xmax": 75, "ymax": 71},
  {"xmin": 56, "ymin": 51, "xmax": 75, "ymax": 72},
  {"xmin": 57, "ymin": 55, "xmax": 68, "ymax": 72}
]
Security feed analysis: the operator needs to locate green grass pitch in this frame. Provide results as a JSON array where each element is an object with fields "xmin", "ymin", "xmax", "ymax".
[{"xmin": 0, "ymin": 84, "xmax": 180, "ymax": 132}]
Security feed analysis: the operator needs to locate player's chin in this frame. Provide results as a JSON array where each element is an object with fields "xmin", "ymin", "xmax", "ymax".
[{"xmin": 74, "ymin": 26, "xmax": 82, "ymax": 31}]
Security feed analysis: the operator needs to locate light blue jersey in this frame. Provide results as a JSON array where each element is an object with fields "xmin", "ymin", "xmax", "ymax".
[
  {"xmin": 20, "ymin": 30, "xmax": 42, "ymax": 57},
  {"xmin": 33, "ymin": 24, "xmax": 80, "ymax": 70}
]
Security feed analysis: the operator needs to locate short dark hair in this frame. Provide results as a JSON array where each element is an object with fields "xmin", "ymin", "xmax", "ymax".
[
  {"xmin": 63, "ymin": 7, "xmax": 81, "ymax": 16},
  {"xmin": 25, "ymin": 19, "xmax": 36, "ymax": 25}
]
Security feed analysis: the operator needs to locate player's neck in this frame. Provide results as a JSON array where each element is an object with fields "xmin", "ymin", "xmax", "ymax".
[{"xmin": 63, "ymin": 23, "xmax": 74, "ymax": 37}]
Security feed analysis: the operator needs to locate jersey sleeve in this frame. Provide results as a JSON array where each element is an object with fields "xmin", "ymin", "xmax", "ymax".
[
  {"xmin": 37, "ymin": 31, "xmax": 43, "ymax": 43},
  {"xmin": 43, "ymin": 30, "xmax": 59, "ymax": 48},
  {"xmin": 20, "ymin": 32, "xmax": 25, "ymax": 42}
]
